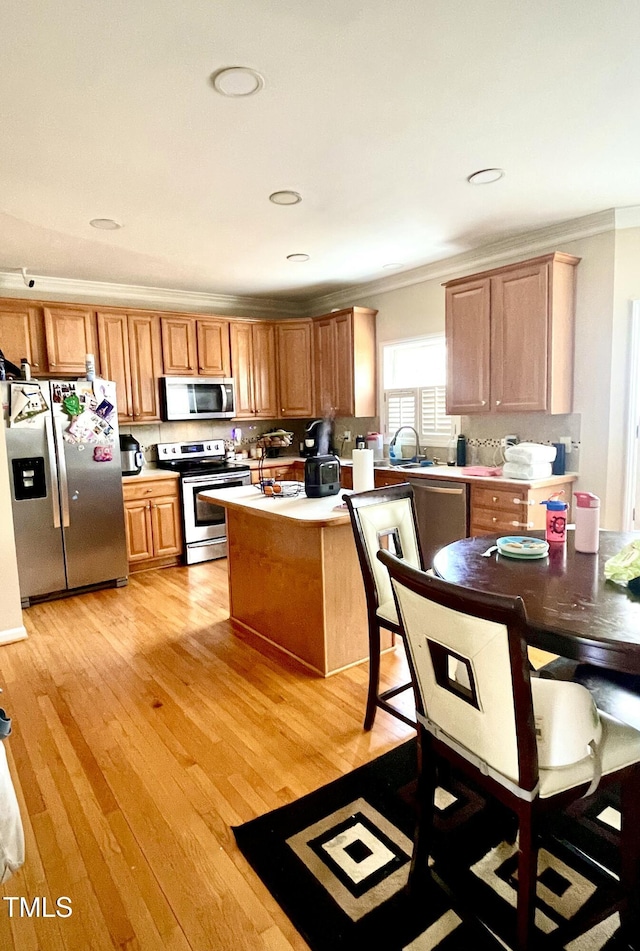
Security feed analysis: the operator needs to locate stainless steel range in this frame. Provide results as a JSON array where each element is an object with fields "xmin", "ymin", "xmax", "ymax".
[{"xmin": 156, "ymin": 440, "xmax": 251, "ymax": 564}]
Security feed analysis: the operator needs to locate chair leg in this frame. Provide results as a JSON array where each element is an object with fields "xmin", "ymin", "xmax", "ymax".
[
  {"xmin": 620, "ymin": 772, "xmax": 640, "ymax": 945},
  {"xmin": 408, "ymin": 728, "xmax": 436, "ymax": 893},
  {"xmin": 364, "ymin": 621, "xmax": 382, "ymax": 731},
  {"xmin": 516, "ymin": 809, "xmax": 538, "ymax": 951}
]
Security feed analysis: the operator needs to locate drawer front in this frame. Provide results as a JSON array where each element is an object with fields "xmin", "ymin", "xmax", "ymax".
[
  {"xmin": 374, "ymin": 470, "xmax": 408, "ymax": 488},
  {"xmin": 123, "ymin": 478, "xmax": 178, "ymax": 501},
  {"xmin": 472, "ymin": 485, "xmax": 527, "ymax": 513},
  {"xmin": 471, "ymin": 510, "xmax": 534, "ymax": 536}
]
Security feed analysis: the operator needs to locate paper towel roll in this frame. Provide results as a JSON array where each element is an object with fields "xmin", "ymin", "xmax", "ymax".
[{"xmin": 352, "ymin": 449, "xmax": 374, "ymax": 493}]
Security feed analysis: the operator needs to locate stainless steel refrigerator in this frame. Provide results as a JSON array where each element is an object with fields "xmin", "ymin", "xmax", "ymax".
[{"xmin": 2, "ymin": 379, "xmax": 128, "ymax": 606}]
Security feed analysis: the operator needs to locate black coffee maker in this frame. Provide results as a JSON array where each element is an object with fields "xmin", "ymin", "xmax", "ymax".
[{"xmin": 301, "ymin": 419, "xmax": 335, "ymax": 457}]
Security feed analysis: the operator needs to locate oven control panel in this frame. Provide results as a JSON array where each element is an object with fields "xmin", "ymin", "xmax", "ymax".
[{"xmin": 157, "ymin": 440, "xmax": 225, "ymax": 461}]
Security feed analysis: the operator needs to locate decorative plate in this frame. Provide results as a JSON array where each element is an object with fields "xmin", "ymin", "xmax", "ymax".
[{"xmin": 496, "ymin": 536, "xmax": 549, "ymax": 559}]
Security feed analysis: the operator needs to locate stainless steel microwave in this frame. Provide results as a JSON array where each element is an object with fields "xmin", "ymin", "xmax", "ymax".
[{"xmin": 161, "ymin": 377, "xmax": 235, "ymax": 421}]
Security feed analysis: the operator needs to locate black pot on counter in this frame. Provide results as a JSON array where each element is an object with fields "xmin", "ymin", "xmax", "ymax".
[
  {"xmin": 304, "ymin": 454, "xmax": 341, "ymax": 498},
  {"xmin": 120, "ymin": 433, "xmax": 144, "ymax": 475}
]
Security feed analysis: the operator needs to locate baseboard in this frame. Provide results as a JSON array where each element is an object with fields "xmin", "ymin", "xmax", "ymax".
[{"xmin": 0, "ymin": 626, "xmax": 27, "ymax": 646}]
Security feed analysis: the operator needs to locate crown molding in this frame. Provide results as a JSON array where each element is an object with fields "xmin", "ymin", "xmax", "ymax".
[
  {"xmin": 0, "ymin": 273, "xmax": 306, "ymax": 317},
  {"xmin": 305, "ymin": 208, "xmax": 617, "ymax": 312},
  {"xmin": 0, "ymin": 207, "xmax": 631, "ymax": 316}
]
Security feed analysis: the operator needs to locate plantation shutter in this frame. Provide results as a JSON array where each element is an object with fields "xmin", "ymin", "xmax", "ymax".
[
  {"xmin": 420, "ymin": 386, "xmax": 450, "ymax": 438},
  {"xmin": 385, "ymin": 389, "xmax": 417, "ymax": 434}
]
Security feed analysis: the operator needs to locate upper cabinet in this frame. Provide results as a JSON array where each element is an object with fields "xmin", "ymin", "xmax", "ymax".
[
  {"xmin": 444, "ymin": 253, "xmax": 580, "ymax": 415},
  {"xmin": 312, "ymin": 307, "xmax": 377, "ymax": 417},
  {"xmin": 97, "ymin": 311, "xmax": 163, "ymax": 422},
  {"xmin": 230, "ymin": 320, "xmax": 278, "ymax": 418},
  {"xmin": 276, "ymin": 319, "xmax": 314, "ymax": 418},
  {"xmin": 197, "ymin": 318, "xmax": 231, "ymax": 376},
  {"xmin": 161, "ymin": 315, "xmax": 231, "ymax": 377},
  {"xmin": 44, "ymin": 304, "xmax": 97, "ymax": 375},
  {"xmin": 0, "ymin": 300, "xmax": 49, "ymax": 374}
]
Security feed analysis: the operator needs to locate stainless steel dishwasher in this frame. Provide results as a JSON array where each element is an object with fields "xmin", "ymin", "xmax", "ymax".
[{"xmin": 407, "ymin": 478, "xmax": 469, "ymax": 567}]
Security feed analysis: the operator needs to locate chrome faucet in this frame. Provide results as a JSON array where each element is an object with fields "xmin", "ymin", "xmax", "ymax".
[{"xmin": 389, "ymin": 426, "xmax": 422, "ymax": 463}]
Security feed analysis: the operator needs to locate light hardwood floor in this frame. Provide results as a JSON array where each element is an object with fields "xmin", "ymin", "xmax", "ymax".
[{"xmin": 0, "ymin": 561, "xmax": 414, "ymax": 951}]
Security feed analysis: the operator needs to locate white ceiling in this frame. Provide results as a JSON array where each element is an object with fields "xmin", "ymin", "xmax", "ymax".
[{"xmin": 2, "ymin": 0, "xmax": 640, "ymax": 304}]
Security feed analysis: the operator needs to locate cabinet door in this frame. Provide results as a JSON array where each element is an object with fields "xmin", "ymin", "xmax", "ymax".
[
  {"xmin": 128, "ymin": 314, "xmax": 163, "ymax": 422},
  {"xmin": 96, "ymin": 311, "xmax": 133, "ymax": 420},
  {"xmin": 313, "ymin": 316, "xmax": 336, "ymax": 415},
  {"xmin": 150, "ymin": 496, "xmax": 182, "ymax": 556},
  {"xmin": 161, "ymin": 316, "xmax": 197, "ymax": 375},
  {"xmin": 44, "ymin": 305, "xmax": 97, "ymax": 375},
  {"xmin": 230, "ymin": 322, "xmax": 255, "ymax": 417},
  {"xmin": 124, "ymin": 501, "xmax": 154, "ymax": 562},
  {"xmin": 334, "ymin": 311, "xmax": 354, "ymax": 415},
  {"xmin": 276, "ymin": 320, "xmax": 314, "ymax": 417},
  {"xmin": 197, "ymin": 319, "xmax": 231, "ymax": 376},
  {"xmin": 491, "ymin": 263, "xmax": 549, "ymax": 412},
  {"xmin": 445, "ymin": 280, "xmax": 491, "ymax": 414},
  {"xmin": 251, "ymin": 322, "xmax": 278, "ymax": 418},
  {"xmin": 0, "ymin": 302, "xmax": 48, "ymax": 373}
]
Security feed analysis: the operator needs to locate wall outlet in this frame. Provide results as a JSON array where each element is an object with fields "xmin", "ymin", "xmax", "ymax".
[
  {"xmin": 501, "ymin": 434, "xmax": 519, "ymax": 448},
  {"xmin": 342, "ymin": 430, "xmax": 351, "ymax": 442},
  {"xmin": 559, "ymin": 435, "xmax": 572, "ymax": 454}
]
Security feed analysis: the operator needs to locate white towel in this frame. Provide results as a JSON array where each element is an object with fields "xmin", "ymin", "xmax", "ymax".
[
  {"xmin": 504, "ymin": 442, "xmax": 557, "ymax": 465},
  {"xmin": 502, "ymin": 461, "xmax": 553, "ymax": 481},
  {"xmin": 0, "ymin": 743, "xmax": 24, "ymax": 883}
]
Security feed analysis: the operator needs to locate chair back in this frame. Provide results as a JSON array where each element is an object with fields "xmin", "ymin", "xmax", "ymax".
[
  {"xmin": 344, "ymin": 485, "xmax": 424, "ymax": 619},
  {"xmin": 377, "ymin": 549, "xmax": 538, "ymax": 793}
]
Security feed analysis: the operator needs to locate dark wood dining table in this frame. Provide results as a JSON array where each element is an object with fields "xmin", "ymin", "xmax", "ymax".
[{"xmin": 433, "ymin": 530, "xmax": 640, "ymax": 676}]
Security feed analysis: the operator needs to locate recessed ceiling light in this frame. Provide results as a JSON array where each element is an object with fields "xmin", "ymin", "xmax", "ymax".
[
  {"xmin": 383, "ymin": 262, "xmax": 403, "ymax": 269},
  {"xmin": 211, "ymin": 67, "xmax": 264, "ymax": 97},
  {"xmin": 286, "ymin": 253, "xmax": 309, "ymax": 262},
  {"xmin": 467, "ymin": 168, "xmax": 505, "ymax": 185},
  {"xmin": 269, "ymin": 190, "xmax": 302, "ymax": 205},
  {"xmin": 89, "ymin": 218, "xmax": 122, "ymax": 230}
]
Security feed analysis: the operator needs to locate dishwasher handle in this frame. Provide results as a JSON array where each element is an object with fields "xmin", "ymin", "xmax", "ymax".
[{"xmin": 411, "ymin": 484, "xmax": 465, "ymax": 495}]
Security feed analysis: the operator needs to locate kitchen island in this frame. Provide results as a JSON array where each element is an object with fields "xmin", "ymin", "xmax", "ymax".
[{"xmin": 198, "ymin": 485, "xmax": 392, "ymax": 676}]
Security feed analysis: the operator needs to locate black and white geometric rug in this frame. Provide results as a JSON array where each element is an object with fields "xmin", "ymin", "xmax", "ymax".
[{"xmin": 233, "ymin": 740, "xmax": 628, "ymax": 951}]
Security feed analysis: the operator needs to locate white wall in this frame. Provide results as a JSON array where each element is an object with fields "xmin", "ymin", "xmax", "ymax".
[
  {"xmin": 0, "ymin": 418, "xmax": 27, "ymax": 644},
  {"xmin": 609, "ymin": 226, "xmax": 640, "ymax": 527}
]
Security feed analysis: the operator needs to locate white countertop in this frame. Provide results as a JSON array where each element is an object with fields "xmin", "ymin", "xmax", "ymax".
[{"xmin": 198, "ymin": 484, "xmax": 351, "ymax": 526}]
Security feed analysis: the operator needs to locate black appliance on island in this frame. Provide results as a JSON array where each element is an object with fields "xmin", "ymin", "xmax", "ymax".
[{"xmin": 304, "ymin": 455, "xmax": 341, "ymax": 498}]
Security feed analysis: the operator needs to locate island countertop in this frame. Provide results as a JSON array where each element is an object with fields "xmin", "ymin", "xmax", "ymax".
[{"xmin": 198, "ymin": 484, "xmax": 350, "ymax": 527}]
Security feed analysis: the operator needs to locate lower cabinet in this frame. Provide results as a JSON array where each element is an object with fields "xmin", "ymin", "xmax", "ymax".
[
  {"xmin": 122, "ymin": 478, "xmax": 183, "ymax": 572},
  {"xmin": 470, "ymin": 480, "xmax": 574, "ymax": 536},
  {"xmin": 250, "ymin": 461, "xmax": 301, "ymax": 485}
]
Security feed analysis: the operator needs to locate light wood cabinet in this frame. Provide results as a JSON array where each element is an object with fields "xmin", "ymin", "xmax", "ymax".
[
  {"xmin": 313, "ymin": 307, "xmax": 377, "ymax": 417},
  {"xmin": 445, "ymin": 253, "xmax": 580, "ymax": 415},
  {"xmin": 230, "ymin": 320, "xmax": 278, "ymax": 418},
  {"xmin": 276, "ymin": 319, "xmax": 314, "ymax": 417},
  {"xmin": 0, "ymin": 301, "xmax": 48, "ymax": 374},
  {"xmin": 161, "ymin": 315, "xmax": 231, "ymax": 377},
  {"xmin": 161, "ymin": 316, "xmax": 197, "ymax": 375},
  {"xmin": 197, "ymin": 318, "xmax": 231, "ymax": 376},
  {"xmin": 97, "ymin": 311, "xmax": 163, "ymax": 422},
  {"xmin": 469, "ymin": 478, "xmax": 575, "ymax": 536},
  {"xmin": 44, "ymin": 304, "xmax": 98, "ymax": 375},
  {"xmin": 122, "ymin": 478, "xmax": 182, "ymax": 571}
]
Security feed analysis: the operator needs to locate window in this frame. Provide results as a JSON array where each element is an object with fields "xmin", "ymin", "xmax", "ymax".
[{"xmin": 382, "ymin": 335, "xmax": 456, "ymax": 446}]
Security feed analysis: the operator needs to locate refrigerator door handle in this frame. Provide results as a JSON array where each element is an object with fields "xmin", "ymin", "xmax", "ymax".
[
  {"xmin": 53, "ymin": 418, "xmax": 71, "ymax": 528},
  {"xmin": 44, "ymin": 415, "xmax": 62, "ymax": 529}
]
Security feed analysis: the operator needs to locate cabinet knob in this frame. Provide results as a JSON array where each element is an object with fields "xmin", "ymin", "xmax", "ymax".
[
  {"xmin": 492, "ymin": 496, "xmax": 498, "ymax": 502},
  {"xmin": 492, "ymin": 516, "xmax": 497, "ymax": 523},
  {"xmin": 480, "ymin": 400, "xmax": 487, "ymax": 406},
  {"xmin": 32, "ymin": 363, "xmax": 39, "ymax": 368},
  {"xmin": 495, "ymin": 400, "xmax": 501, "ymax": 406}
]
